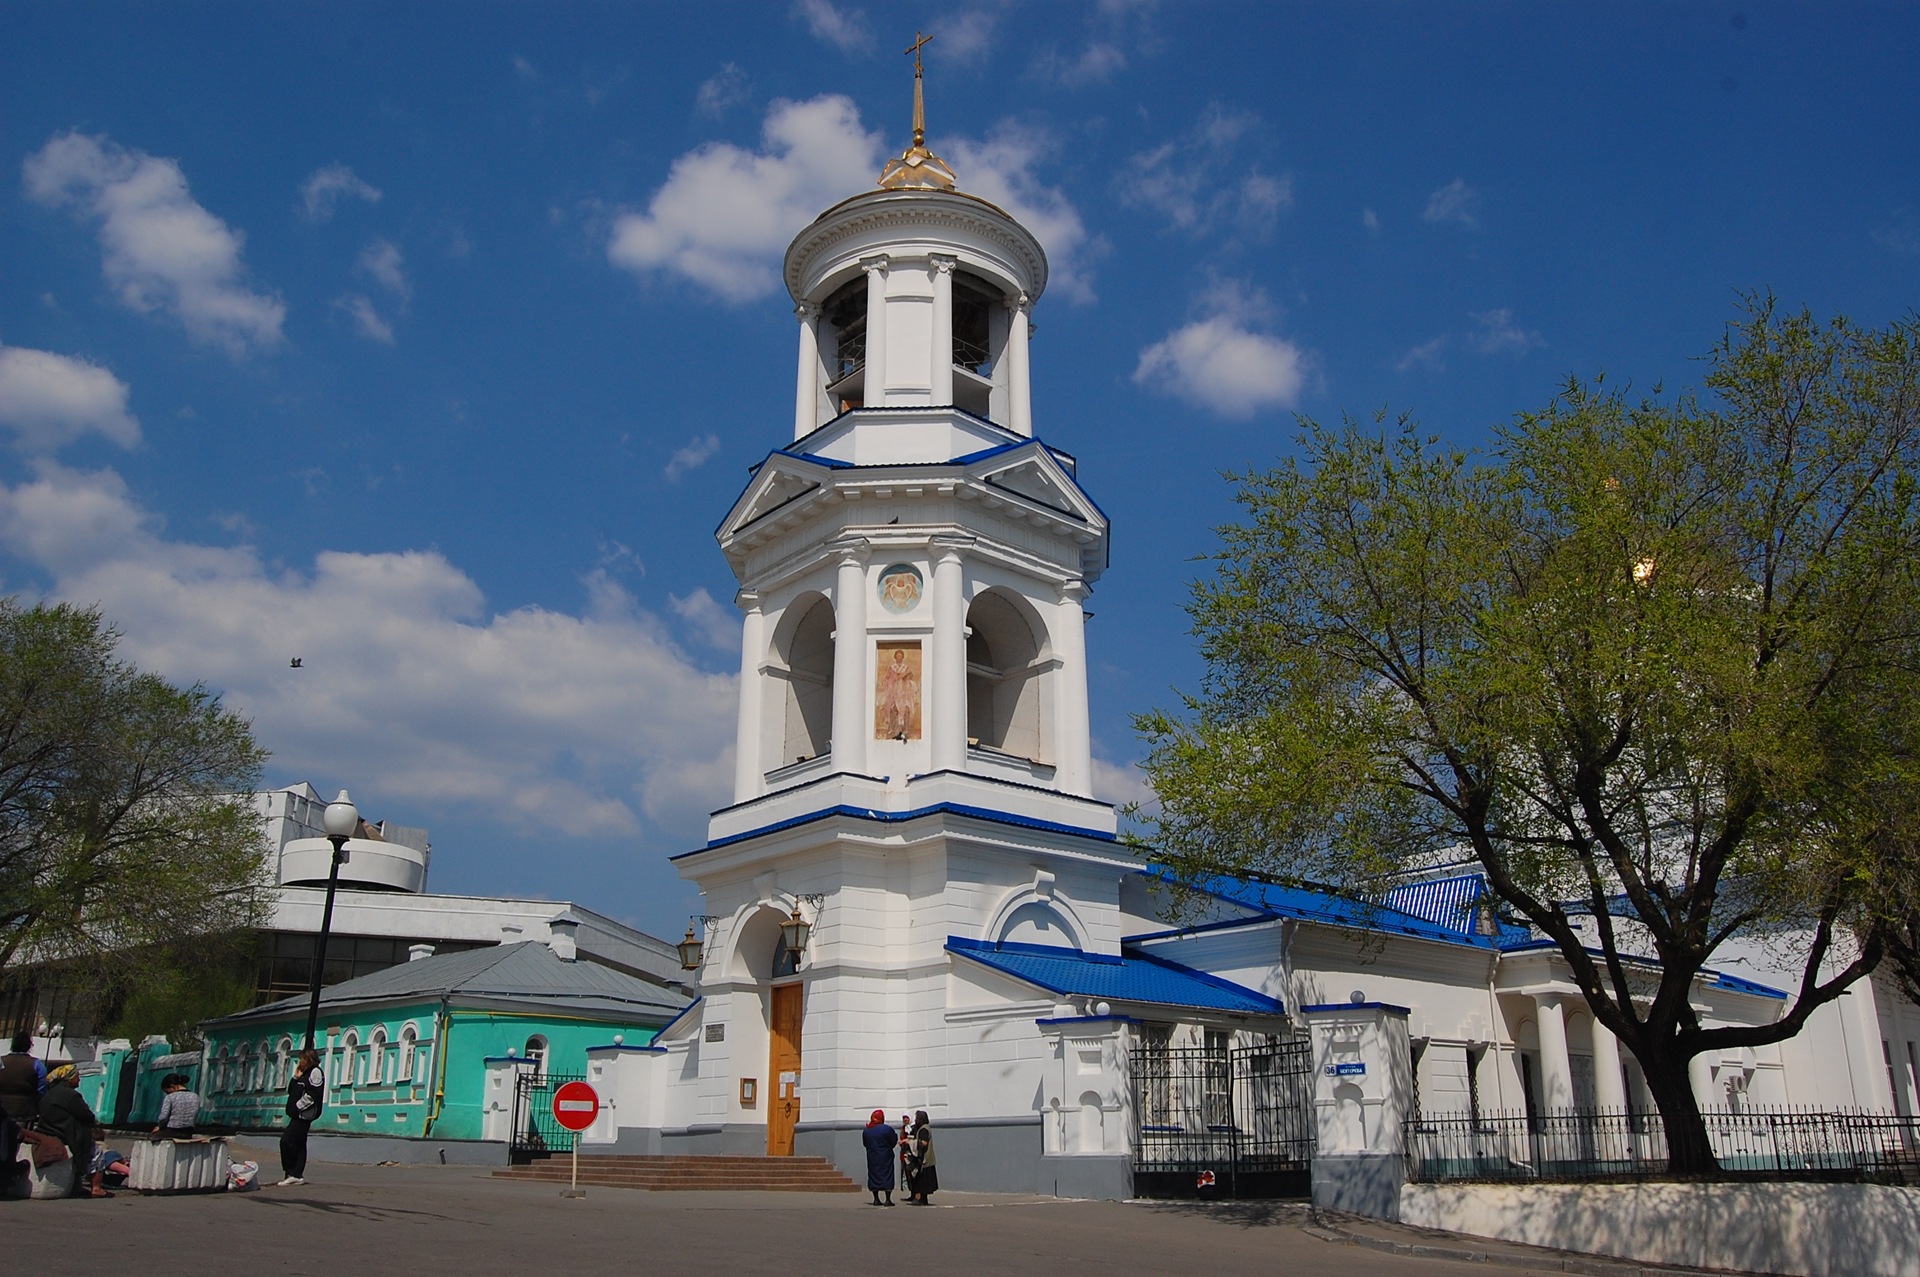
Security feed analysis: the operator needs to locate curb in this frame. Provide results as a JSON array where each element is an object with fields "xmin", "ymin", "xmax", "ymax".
[{"xmin": 1304, "ymin": 1212, "xmax": 1768, "ymax": 1277}]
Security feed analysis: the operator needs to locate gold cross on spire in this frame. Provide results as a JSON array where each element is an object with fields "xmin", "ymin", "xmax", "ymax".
[{"xmin": 906, "ymin": 30, "xmax": 934, "ymax": 146}]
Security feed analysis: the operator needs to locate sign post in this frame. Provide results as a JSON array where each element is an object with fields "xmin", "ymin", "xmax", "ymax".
[{"xmin": 551, "ymin": 1080, "xmax": 600, "ymax": 1199}]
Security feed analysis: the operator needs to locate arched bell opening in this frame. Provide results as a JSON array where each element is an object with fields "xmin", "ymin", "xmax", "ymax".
[
  {"xmin": 951, "ymin": 271, "xmax": 1006, "ymax": 419},
  {"xmin": 820, "ymin": 276, "xmax": 868, "ymax": 413},
  {"xmin": 767, "ymin": 593, "xmax": 835, "ymax": 774},
  {"xmin": 966, "ymin": 588, "xmax": 1051, "ymax": 764}
]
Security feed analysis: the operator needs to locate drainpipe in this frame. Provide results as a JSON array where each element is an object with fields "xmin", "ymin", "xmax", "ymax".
[{"xmin": 422, "ymin": 996, "xmax": 452, "ymax": 1135}]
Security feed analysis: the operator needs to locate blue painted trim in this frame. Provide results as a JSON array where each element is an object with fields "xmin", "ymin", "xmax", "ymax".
[
  {"xmin": 653, "ymin": 997, "xmax": 703, "ymax": 1038},
  {"xmin": 482, "ymin": 1056, "xmax": 533, "ymax": 1064},
  {"xmin": 1709, "ymin": 971, "xmax": 1790, "ymax": 1000},
  {"xmin": 586, "ymin": 1044, "xmax": 668, "ymax": 1054},
  {"xmin": 1301, "ymin": 1002, "xmax": 1412, "ymax": 1015},
  {"xmin": 1035, "ymin": 1015, "xmax": 1141, "ymax": 1028},
  {"xmin": 1122, "ymin": 914, "xmax": 1285, "ymax": 944},
  {"xmin": 688, "ymin": 801, "xmax": 1117, "ymax": 854}
]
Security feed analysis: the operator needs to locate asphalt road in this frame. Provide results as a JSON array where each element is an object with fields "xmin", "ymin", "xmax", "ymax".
[{"xmin": 4, "ymin": 1145, "xmax": 1564, "ymax": 1277}]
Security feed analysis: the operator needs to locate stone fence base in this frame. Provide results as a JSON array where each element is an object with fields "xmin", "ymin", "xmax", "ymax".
[{"xmin": 1398, "ymin": 1181, "xmax": 1920, "ymax": 1277}]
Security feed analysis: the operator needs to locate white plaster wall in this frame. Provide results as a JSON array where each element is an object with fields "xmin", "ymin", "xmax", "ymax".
[{"xmin": 1399, "ymin": 1181, "xmax": 1920, "ymax": 1277}]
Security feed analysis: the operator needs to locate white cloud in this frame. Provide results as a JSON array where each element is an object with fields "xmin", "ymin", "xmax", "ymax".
[
  {"xmin": 335, "ymin": 293, "xmax": 394, "ymax": 344},
  {"xmin": 1467, "ymin": 308, "xmax": 1544, "ymax": 354},
  {"xmin": 794, "ymin": 0, "xmax": 871, "ymax": 52},
  {"xmin": 948, "ymin": 125, "xmax": 1101, "ymax": 304},
  {"xmin": 608, "ymin": 95, "xmax": 884, "ymax": 303},
  {"xmin": 939, "ymin": 10, "xmax": 1000, "ymax": 64},
  {"xmin": 358, "ymin": 237, "xmax": 410, "ymax": 301},
  {"xmin": 24, "ymin": 132, "xmax": 287, "ymax": 355},
  {"xmin": 670, "ymin": 587, "xmax": 741, "ymax": 650},
  {"xmin": 1362, "ymin": 207, "xmax": 1379, "ymax": 231},
  {"xmin": 1123, "ymin": 105, "xmax": 1290, "ymax": 240},
  {"xmin": 696, "ymin": 63, "xmax": 752, "ymax": 117},
  {"xmin": 0, "ymin": 461, "xmax": 736, "ymax": 840},
  {"xmin": 1091, "ymin": 755, "xmax": 1154, "ymax": 809},
  {"xmin": 1134, "ymin": 281, "xmax": 1309, "ymax": 419},
  {"xmin": 665, "ymin": 432, "xmax": 721, "ymax": 481},
  {"xmin": 1395, "ymin": 335, "xmax": 1448, "ymax": 374},
  {"xmin": 299, "ymin": 164, "xmax": 382, "ymax": 222},
  {"xmin": 513, "ymin": 55, "xmax": 538, "ymax": 80},
  {"xmin": 1872, "ymin": 210, "xmax": 1920, "ymax": 256},
  {"xmin": 0, "ymin": 344, "xmax": 140, "ymax": 452},
  {"xmin": 611, "ymin": 98, "xmax": 1098, "ymax": 306},
  {"xmin": 1423, "ymin": 177, "xmax": 1480, "ymax": 227},
  {"xmin": 1037, "ymin": 41, "xmax": 1127, "ymax": 87}
]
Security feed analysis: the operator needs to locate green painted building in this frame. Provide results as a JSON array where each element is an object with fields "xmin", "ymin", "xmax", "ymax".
[{"xmin": 198, "ymin": 940, "xmax": 688, "ymax": 1142}]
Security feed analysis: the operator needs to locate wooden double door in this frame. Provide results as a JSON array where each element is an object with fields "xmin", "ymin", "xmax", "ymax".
[{"xmin": 767, "ymin": 983, "xmax": 803, "ymax": 1156}]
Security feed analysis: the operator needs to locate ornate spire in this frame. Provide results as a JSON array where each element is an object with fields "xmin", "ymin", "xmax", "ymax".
[{"xmin": 878, "ymin": 31, "xmax": 957, "ymax": 191}]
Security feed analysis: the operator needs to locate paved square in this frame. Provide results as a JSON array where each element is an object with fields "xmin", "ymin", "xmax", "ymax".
[{"xmin": 2, "ymin": 1144, "xmax": 1555, "ymax": 1276}]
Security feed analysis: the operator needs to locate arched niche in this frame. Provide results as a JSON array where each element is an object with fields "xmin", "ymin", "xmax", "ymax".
[
  {"xmin": 966, "ymin": 588, "xmax": 1051, "ymax": 762},
  {"xmin": 984, "ymin": 880, "xmax": 1088, "ymax": 950},
  {"xmin": 767, "ymin": 594, "xmax": 834, "ymax": 770},
  {"xmin": 725, "ymin": 902, "xmax": 807, "ymax": 983}
]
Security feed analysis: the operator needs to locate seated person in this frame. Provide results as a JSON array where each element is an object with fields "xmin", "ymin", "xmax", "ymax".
[
  {"xmin": 153, "ymin": 1072, "xmax": 201, "ymax": 1137},
  {"xmin": 40, "ymin": 1065, "xmax": 107, "ymax": 1198}
]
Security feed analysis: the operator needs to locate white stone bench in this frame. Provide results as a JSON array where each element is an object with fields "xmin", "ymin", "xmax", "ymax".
[{"xmin": 128, "ymin": 1136, "xmax": 232, "ymax": 1193}]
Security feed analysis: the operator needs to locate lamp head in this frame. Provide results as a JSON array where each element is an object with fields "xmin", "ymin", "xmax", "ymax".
[
  {"xmin": 323, "ymin": 790, "xmax": 360, "ymax": 840},
  {"xmin": 676, "ymin": 924, "xmax": 704, "ymax": 972}
]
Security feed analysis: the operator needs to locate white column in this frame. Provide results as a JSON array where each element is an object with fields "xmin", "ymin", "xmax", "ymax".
[
  {"xmin": 930, "ymin": 255, "xmax": 955, "ymax": 406},
  {"xmin": 732, "ymin": 591, "xmax": 765, "ymax": 802},
  {"xmin": 1052, "ymin": 580, "xmax": 1092, "ymax": 796},
  {"xmin": 930, "ymin": 538, "xmax": 969, "ymax": 774},
  {"xmin": 1590, "ymin": 1016, "xmax": 1628, "ymax": 1111},
  {"xmin": 1006, "ymin": 292, "xmax": 1032, "ymax": 436},
  {"xmin": 830, "ymin": 542, "xmax": 869, "ymax": 776},
  {"xmin": 793, "ymin": 303, "xmax": 821, "ymax": 440},
  {"xmin": 861, "ymin": 255, "xmax": 889, "ymax": 408},
  {"xmin": 1533, "ymin": 993, "xmax": 1574, "ymax": 1113},
  {"xmin": 1688, "ymin": 1052, "xmax": 1719, "ymax": 1111}
]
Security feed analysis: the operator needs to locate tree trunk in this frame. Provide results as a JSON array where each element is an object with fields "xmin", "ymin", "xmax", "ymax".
[{"xmin": 1637, "ymin": 1046, "xmax": 1719, "ymax": 1176}]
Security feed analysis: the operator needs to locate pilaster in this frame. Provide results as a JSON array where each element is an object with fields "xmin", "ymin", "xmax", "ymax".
[{"xmin": 830, "ymin": 540, "xmax": 871, "ymax": 776}]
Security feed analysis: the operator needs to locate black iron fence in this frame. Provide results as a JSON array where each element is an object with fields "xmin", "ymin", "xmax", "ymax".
[
  {"xmin": 1407, "ymin": 1106, "xmax": 1920, "ymax": 1185},
  {"xmin": 1132, "ymin": 1038, "xmax": 1314, "ymax": 1197},
  {"xmin": 509, "ymin": 1069, "xmax": 586, "ymax": 1164}
]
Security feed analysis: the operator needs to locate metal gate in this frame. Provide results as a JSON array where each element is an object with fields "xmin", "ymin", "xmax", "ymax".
[
  {"xmin": 509, "ymin": 1070, "xmax": 585, "ymax": 1164},
  {"xmin": 1131, "ymin": 1037, "xmax": 1314, "ymax": 1197}
]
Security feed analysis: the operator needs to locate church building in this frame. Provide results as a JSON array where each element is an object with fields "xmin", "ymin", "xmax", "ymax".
[{"xmin": 579, "ymin": 63, "xmax": 1920, "ymax": 1203}]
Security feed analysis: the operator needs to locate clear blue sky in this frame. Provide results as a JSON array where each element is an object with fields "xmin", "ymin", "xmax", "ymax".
[{"xmin": 4, "ymin": 2, "xmax": 1917, "ymax": 941}]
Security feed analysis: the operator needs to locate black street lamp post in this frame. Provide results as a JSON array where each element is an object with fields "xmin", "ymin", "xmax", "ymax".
[{"xmin": 303, "ymin": 790, "xmax": 360, "ymax": 1052}]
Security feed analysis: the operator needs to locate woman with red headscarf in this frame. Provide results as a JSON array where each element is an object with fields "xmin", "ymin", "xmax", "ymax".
[{"xmin": 861, "ymin": 1109, "xmax": 898, "ymax": 1205}]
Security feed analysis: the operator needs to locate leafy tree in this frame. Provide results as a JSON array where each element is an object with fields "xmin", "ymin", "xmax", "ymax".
[
  {"xmin": 0, "ymin": 600, "xmax": 269, "ymax": 991},
  {"xmin": 1135, "ymin": 301, "xmax": 1920, "ymax": 1174}
]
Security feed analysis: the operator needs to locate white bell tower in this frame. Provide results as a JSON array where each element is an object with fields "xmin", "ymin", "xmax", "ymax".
[
  {"xmin": 664, "ymin": 45, "xmax": 1136, "ymax": 1176},
  {"xmin": 715, "ymin": 64, "xmax": 1108, "ymax": 809}
]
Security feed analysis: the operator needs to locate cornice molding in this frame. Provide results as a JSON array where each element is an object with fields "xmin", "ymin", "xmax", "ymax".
[{"xmin": 786, "ymin": 193, "xmax": 1048, "ymax": 303}]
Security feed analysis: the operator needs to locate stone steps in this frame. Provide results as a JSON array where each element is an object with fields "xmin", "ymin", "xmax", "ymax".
[{"xmin": 493, "ymin": 1154, "xmax": 861, "ymax": 1193}]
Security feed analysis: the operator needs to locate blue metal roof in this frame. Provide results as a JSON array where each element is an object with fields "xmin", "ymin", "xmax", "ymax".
[
  {"xmin": 946, "ymin": 936, "xmax": 1286, "ymax": 1015},
  {"xmin": 1136, "ymin": 869, "xmax": 1506, "ymax": 950},
  {"xmin": 1381, "ymin": 872, "xmax": 1534, "ymax": 946}
]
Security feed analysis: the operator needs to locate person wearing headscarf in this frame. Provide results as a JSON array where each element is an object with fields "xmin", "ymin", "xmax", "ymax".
[
  {"xmin": 906, "ymin": 1109, "xmax": 937, "ymax": 1204},
  {"xmin": 861, "ymin": 1108, "xmax": 898, "ymax": 1205},
  {"xmin": 40, "ymin": 1064, "xmax": 107, "ymax": 1197}
]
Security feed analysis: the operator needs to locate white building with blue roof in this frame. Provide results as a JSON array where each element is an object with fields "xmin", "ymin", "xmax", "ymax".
[{"xmin": 590, "ymin": 72, "xmax": 1920, "ymax": 1201}]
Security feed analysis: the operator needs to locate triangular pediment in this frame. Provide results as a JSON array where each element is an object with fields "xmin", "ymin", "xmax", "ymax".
[
  {"xmin": 970, "ymin": 445, "xmax": 1104, "ymax": 528},
  {"xmin": 720, "ymin": 457, "xmax": 826, "ymax": 539}
]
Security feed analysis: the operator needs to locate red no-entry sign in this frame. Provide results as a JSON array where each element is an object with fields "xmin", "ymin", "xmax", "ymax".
[{"xmin": 552, "ymin": 1080, "xmax": 600, "ymax": 1132}]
